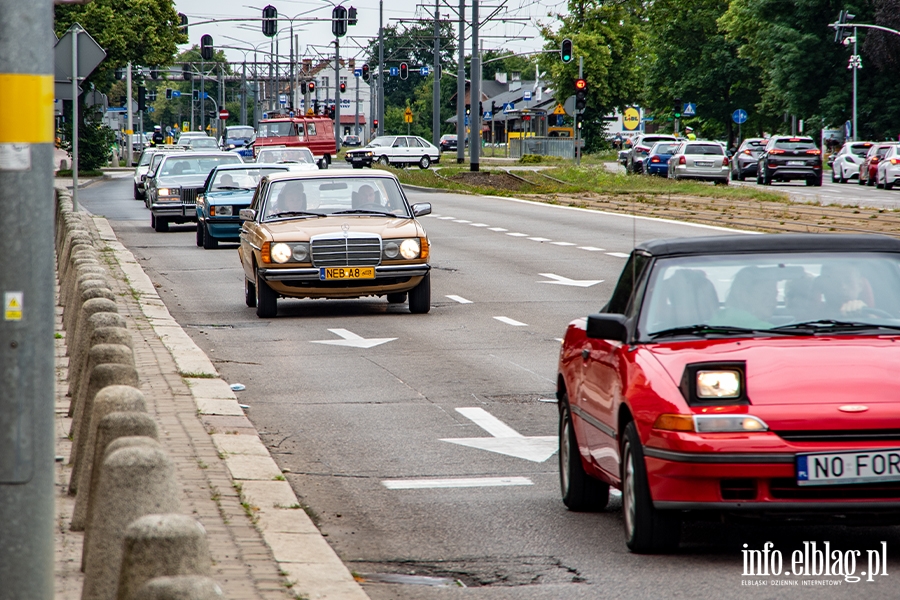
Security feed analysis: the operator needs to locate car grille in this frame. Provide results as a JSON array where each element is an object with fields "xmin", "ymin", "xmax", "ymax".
[
  {"xmin": 181, "ymin": 188, "xmax": 201, "ymax": 204},
  {"xmin": 774, "ymin": 429, "xmax": 900, "ymax": 443},
  {"xmin": 768, "ymin": 478, "xmax": 900, "ymax": 500},
  {"xmin": 311, "ymin": 235, "xmax": 381, "ymax": 267}
]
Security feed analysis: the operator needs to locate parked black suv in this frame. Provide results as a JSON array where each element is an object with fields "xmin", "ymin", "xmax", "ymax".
[{"xmin": 756, "ymin": 136, "xmax": 822, "ymax": 186}]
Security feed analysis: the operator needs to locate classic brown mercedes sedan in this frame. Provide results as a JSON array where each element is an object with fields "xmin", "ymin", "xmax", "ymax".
[{"xmin": 238, "ymin": 170, "xmax": 432, "ymax": 317}]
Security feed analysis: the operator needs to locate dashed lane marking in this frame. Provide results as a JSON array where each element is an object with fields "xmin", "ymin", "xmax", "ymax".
[
  {"xmin": 446, "ymin": 295, "xmax": 473, "ymax": 304},
  {"xmin": 494, "ymin": 316, "xmax": 528, "ymax": 327},
  {"xmin": 382, "ymin": 476, "xmax": 533, "ymax": 490}
]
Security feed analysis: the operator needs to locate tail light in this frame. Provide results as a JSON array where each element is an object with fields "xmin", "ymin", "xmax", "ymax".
[
  {"xmin": 636, "ymin": 146, "xmax": 650, "ymax": 153},
  {"xmin": 723, "ymin": 157, "xmax": 730, "ymax": 167},
  {"xmin": 742, "ymin": 149, "xmax": 753, "ymax": 155},
  {"xmin": 650, "ymin": 156, "xmax": 660, "ymax": 163},
  {"xmin": 871, "ymin": 158, "xmax": 880, "ymax": 164},
  {"xmin": 678, "ymin": 156, "xmax": 686, "ymax": 165},
  {"xmin": 769, "ymin": 149, "xmax": 785, "ymax": 155},
  {"xmin": 805, "ymin": 149, "xmax": 821, "ymax": 155},
  {"xmin": 891, "ymin": 158, "xmax": 900, "ymax": 165}
]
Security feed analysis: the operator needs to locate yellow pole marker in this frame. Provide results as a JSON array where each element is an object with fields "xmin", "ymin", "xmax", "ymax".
[{"xmin": 0, "ymin": 74, "xmax": 54, "ymax": 143}]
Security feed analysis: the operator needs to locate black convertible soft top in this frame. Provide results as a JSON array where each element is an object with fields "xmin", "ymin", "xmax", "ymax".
[{"xmin": 637, "ymin": 234, "xmax": 900, "ymax": 257}]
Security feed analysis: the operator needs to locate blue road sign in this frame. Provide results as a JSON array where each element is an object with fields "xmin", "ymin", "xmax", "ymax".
[
  {"xmin": 262, "ymin": 112, "xmax": 268, "ymax": 119},
  {"xmin": 389, "ymin": 67, "xmax": 399, "ymax": 77},
  {"xmin": 147, "ymin": 107, "xmax": 154, "ymax": 113},
  {"xmin": 682, "ymin": 102, "xmax": 697, "ymax": 117},
  {"xmin": 354, "ymin": 68, "xmax": 362, "ymax": 77},
  {"xmin": 279, "ymin": 94, "xmax": 287, "ymax": 105},
  {"xmin": 483, "ymin": 111, "xmax": 492, "ymax": 121},
  {"xmin": 171, "ymin": 90, "xmax": 181, "ymax": 98},
  {"xmin": 503, "ymin": 102, "xmax": 514, "ymax": 112},
  {"xmin": 420, "ymin": 66, "xmax": 430, "ymax": 76},
  {"xmin": 523, "ymin": 91, "xmax": 532, "ymax": 102},
  {"xmin": 732, "ymin": 109, "xmax": 748, "ymax": 124},
  {"xmin": 465, "ymin": 115, "xmax": 469, "ymax": 126},
  {"xmin": 289, "ymin": 111, "xmax": 294, "ymax": 118}
]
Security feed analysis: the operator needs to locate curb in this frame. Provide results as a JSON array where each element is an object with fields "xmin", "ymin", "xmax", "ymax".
[
  {"xmin": 87, "ymin": 213, "xmax": 370, "ymax": 599},
  {"xmin": 400, "ymin": 183, "xmax": 446, "ymax": 194}
]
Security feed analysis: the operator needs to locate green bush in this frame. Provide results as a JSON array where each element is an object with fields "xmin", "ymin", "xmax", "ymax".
[{"xmin": 519, "ymin": 154, "xmax": 543, "ymax": 164}]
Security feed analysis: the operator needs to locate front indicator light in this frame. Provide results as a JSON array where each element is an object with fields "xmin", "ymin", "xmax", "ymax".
[
  {"xmin": 399, "ymin": 238, "xmax": 420, "ymax": 259},
  {"xmin": 271, "ymin": 243, "xmax": 292, "ymax": 264},
  {"xmin": 697, "ymin": 370, "xmax": 741, "ymax": 398},
  {"xmin": 261, "ymin": 242, "xmax": 272, "ymax": 263},
  {"xmin": 653, "ymin": 414, "xmax": 694, "ymax": 432},
  {"xmin": 653, "ymin": 414, "xmax": 769, "ymax": 433},
  {"xmin": 419, "ymin": 237, "xmax": 429, "ymax": 260}
]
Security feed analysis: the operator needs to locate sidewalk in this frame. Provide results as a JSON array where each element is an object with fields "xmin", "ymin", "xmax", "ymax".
[{"xmin": 55, "ymin": 198, "xmax": 369, "ymax": 599}]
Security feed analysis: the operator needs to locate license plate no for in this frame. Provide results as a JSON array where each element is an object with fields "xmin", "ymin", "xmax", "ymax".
[
  {"xmin": 797, "ymin": 449, "xmax": 900, "ymax": 486},
  {"xmin": 320, "ymin": 267, "xmax": 375, "ymax": 280},
  {"xmin": 694, "ymin": 161, "xmax": 714, "ymax": 167},
  {"xmin": 787, "ymin": 160, "xmax": 806, "ymax": 166}
]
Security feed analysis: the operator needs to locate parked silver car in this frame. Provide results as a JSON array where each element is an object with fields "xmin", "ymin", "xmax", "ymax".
[
  {"xmin": 667, "ymin": 141, "xmax": 730, "ymax": 184},
  {"xmin": 146, "ymin": 152, "xmax": 243, "ymax": 232}
]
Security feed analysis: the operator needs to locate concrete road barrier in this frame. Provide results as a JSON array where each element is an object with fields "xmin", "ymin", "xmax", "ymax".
[
  {"xmin": 65, "ymin": 284, "xmax": 117, "ymax": 343},
  {"xmin": 133, "ymin": 575, "xmax": 224, "ymax": 600},
  {"xmin": 117, "ymin": 514, "xmax": 212, "ymax": 600},
  {"xmin": 69, "ymin": 343, "xmax": 136, "ymax": 447},
  {"xmin": 67, "ymin": 313, "xmax": 128, "ymax": 406},
  {"xmin": 67, "ymin": 297, "xmax": 119, "ymax": 398}
]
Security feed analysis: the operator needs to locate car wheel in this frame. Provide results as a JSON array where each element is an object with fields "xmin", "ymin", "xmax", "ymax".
[
  {"xmin": 813, "ymin": 175, "xmax": 823, "ymax": 187},
  {"xmin": 244, "ymin": 277, "xmax": 256, "ymax": 308},
  {"xmin": 202, "ymin": 223, "xmax": 218, "ymax": 249},
  {"xmin": 133, "ymin": 182, "xmax": 144, "ymax": 200},
  {"xmin": 352, "ymin": 164, "xmax": 364, "ymax": 169},
  {"xmin": 408, "ymin": 272, "xmax": 431, "ymax": 314},
  {"xmin": 622, "ymin": 422, "xmax": 681, "ymax": 554},
  {"xmin": 378, "ymin": 155, "xmax": 390, "ymax": 166},
  {"xmin": 886, "ymin": 178, "xmax": 895, "ymax": 191},
  {"xmin": 559, "ymin": 399, "xmax": 610, "ymax": 511},
  {"xmin": 196, "ymin": 221, "xmax": 204, "ymax": 247},
  {"xmin": 831, "ymin": 169, "xmax": 837, "ymax": 183},
  {"xmin": 419, "ymin": 155, "xmax": 431, "ymax": 169},
  {"xmin": 154, "ymin": 216, "xmax": 168, "ymax": 232},
  {"xmin": 150, "ymin": 213, "xmax": 156, "ymax": 228},
  {"xmin": 255, "ymin": 270, "xmax": 277, "ymax": 318},
  {"xmin": 867, "ymin": 174, "xmax": 876, "ymax": 186},
  {"xmin": 762, "ymin": 169, "xmax": 772, "ymax": 186},
  {"xmin": 386, "ymin": 292, "xmax": 407, "ymax": 304}
]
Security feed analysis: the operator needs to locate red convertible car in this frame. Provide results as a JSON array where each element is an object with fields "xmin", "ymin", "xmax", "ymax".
[{"xmin": 557, "ymin": 234, "xmax": 900, "ymax": 553}]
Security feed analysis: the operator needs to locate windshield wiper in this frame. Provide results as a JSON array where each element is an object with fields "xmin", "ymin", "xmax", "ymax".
[
  {"xmin": 266, "ymin": 211, "xmax": 325, "ymax": 219},
  {"xmin": 648, "ymin": 324, "xmax": 801, "ymax": 339},
  {"xmin": 331, "ymin": 209, "xmax": 399, "ymax": 218},
  {"xmin": 771, "ymin": 320, "xmax": 900, "ymax": 333},
  {"xmin": 215, "ymin": 186, "xmax": 251, "ymax": 191}
]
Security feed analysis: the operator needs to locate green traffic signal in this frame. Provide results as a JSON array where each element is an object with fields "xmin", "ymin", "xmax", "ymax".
[{"xmin": 561, "ymin": 38, "xmax": 573, "ymax": 63}]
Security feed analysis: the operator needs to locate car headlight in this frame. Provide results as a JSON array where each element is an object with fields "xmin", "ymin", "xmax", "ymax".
[
  {"xmin": 383, "ymin": 240, "xmax": 400, "ymax": 259},
  {"xmin": 157, "ymin": 187, "xmax": 181, "ymax": 201},
  {"xmin": 271, "ymin": 243, "xmax": 292, "ymax": 264},
  {"xmin": 399, "ymin": 238, "xmax": 420, "ymax": 259},
  {"xmin": 291, "ymin": 243, "xmax": 309, "ymax": 262},
  {"xmin": 652, "ymin": 414, "xmax": 769, "ymax": 433},
  {"xmin": 228, "ymin": 144, "xmax": 236, "ymax": 149},
  {"xmin": 210, "ymin": 205, "xmax": 232, "ymax": 217},
  {"xmin": 696, "ymin": 370, "xmax": 741, "ymax": 398},
  {"xmin": 365, "ymin": 151, "xmax": 373, "ymax": 157}
]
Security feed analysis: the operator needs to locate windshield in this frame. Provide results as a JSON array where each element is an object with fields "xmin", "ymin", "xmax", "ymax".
[
  {"xmin": 211, "ymin": 168, "xmax": 285, "ymax": 191},
  {"xmin": 187, "ymin": 138, "xmax": 219, "ymax": 149},
  {"xmin": 258, "ymin": 122, "xmax": 300, "ymax": 138},
  {"xmin": 773, "ymin": 138, "xmax": 816, "ymax": 151},
  {"xmin": 262, "ymin": 177, "xmax": 410, "ymax": 220},
  {"xmin": 159, "ymin": 155, "xmax": 242, "ymax": 177},
  {"xmin": 366, "ymin": 136, "xmax": 393, "ymax": 148},
  {"xmin": 639, "ymin": 252, "xmax": 900, "ymax": 338},
  {"xmin": 684, "ymin": 144, "xmax": 724, "ymax": 156},
  {"xmin": 256, "ymin": 148, "xmax": 315, "ymax": 164},
  {"xmin": 651, "ymin": 143, "xmax": 679, "ymax": 155},
  {"xmin": 226, "ymin": 127, "xmax": 254, "ymax": 140}
]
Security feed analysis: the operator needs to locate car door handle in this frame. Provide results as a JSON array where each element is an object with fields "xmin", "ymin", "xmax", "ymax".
[{"xmin": 582, "ymin": 349, "xmax": 590, "ymax": 360}]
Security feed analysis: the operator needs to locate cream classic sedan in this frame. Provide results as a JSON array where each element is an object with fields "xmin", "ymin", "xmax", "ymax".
[{"xmin": 238, "ymin": 170, "xmax": 432, "ymax": 317}]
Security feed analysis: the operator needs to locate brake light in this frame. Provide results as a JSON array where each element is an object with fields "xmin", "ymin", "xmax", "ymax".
[
  {"xmin": 805, "ymin": 148, "xmax": 821, "ymax": 155},
  {"xmin": 871, "ymin": 158, "xmax": 880, "ymax": 164},
  {"xmin": 723, "ymin": 157, "xmax": 730, "ymax": 167},
  {"xmin": 742, "ymin": 149, "xmax": 753, "ymax": 155},
  {"xmin": 261, "ymin": 241, "xmax": 272, "ymax": 264},
  {"xmin": 650, "ymin": 156, "xmax": 660, "ymax": 163},
  {"xmin": 769, "ymin": 149, "xmax": 785, "ymax": 154},
  {"xmin": 679, "ymin": 156, "xmax": 686, "ymax": 165},
  {"xmin": 891, "ymin": 158, "xmax": 900, "ymax": 165},
  {"xmin": 636, "ymin": 146, "xmax": 650, "ymax": 153}
]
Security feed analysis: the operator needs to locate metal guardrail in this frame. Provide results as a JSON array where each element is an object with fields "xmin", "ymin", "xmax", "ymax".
[{"xmin": 509, "ymin": 137, "xmax": 575, "ymax": 159}]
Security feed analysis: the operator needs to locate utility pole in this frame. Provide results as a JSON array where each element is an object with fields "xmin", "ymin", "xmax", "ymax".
[
  {"xmin": 335, "ymin": 38, "xmax": 341, "ymax": 148},
  {"xmin": 378, "ymin": 0, "xmax": 385, "ymax": 136},
  {"xmin": 355, "ymin": 66, "xmax": 360, "ymax": 139},
  {"xmin": 218, "ymin": 64, "xmax": 225, "ymax": 140},
  {"xmin": 576, "ymin": 56, "xmax": 582, "ymax": 167},
  {"xmin": 852, "ymin": 27, "xmax": 858, "ymax": 141},
  {"xmin": 456, "ymin": 0, "xmax": 465, "ymax": 164},
  {"xmin": 432, "ymin": 0, "xmax": 441, "ymax": 147},
  {"xmin": 0, "ymin": 1, "xmax": 56, "ymax": 597},
  {"xmin": 470, "ymin": 0, "xmax": 480, "ymax": 171},
  {"xmin": 241, "ymin": 62, "xmax": 247, "ymax": 125},
  {"xmin": 124, "ymin": 61, "xmax": 132, "ymax": 185},
  {"xmin": 200, "ymin": 60, "xmax": 206, "ymax": 133}
]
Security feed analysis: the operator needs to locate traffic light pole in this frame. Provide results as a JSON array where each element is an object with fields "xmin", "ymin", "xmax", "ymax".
[
  {"xmin": 575, "ymin": 56, "xmax": 582, "ymax": 167},
  {"xmin": 378, "ymin": 0, "xmax": 385, "ymax": 136},
  {"xmin": 470, "ymin": 0, "xmax": 480, "ymax": 171},
  {"xmin": 0, "ymin": 0, "xmax": 56, "ymax": 596},
  {"xmin": 201, "ymin": 60, "xmax": 206, "ymax": 133},
  {"xmin": 456, "ymin": 0, "xmax": 465, "ymax": 165},
  {"xmin": 432, "ymin": 0, "xmax": 440, "ymax": 148},
  {"xmin": 334, "ymin": 37, "xmax": 341, "ymax": 150}
]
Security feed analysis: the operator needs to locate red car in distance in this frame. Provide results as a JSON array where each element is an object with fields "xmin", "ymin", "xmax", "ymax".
[
  {"xmin": 859, "ymin": 142, "xmax": 899, "ymax": 186},
  {"xmin": 557, "ymin": 234, "xmax": 900, "ymax": 553}
]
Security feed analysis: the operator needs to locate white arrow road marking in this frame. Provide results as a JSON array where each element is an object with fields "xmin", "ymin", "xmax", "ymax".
[
  {"xmin": 506, "ymin": 232, "xmax": 528, "ymax": 237},
  {"xmin": 494, "ymin": 316, "xmax": 527, "ymax": 326},
  {"xmin": 606, "ymin": 252, "xmax": 630, "ymax": 258},
  {"xmin": 441, "ymin": 407, "xmax": 558, "ymax": 463},
  {"xmin": 446, "ymin": 295, "xmax": 473, "ymax": 304},
  {"xmin": 578, "ymin": 246, "xmax": 605, "ymax": 252},
  {"xmin": 311, "ymin": 328, "xmax": 397, "ymax": 348},
  {"xmin": 488, "ymin": 227, "xmax": 508, "ymax": 232},
  {"xmin": 551, "ymin": 241, "xmax": 576, "ymax": 246},
  {"xmin": 538, "ymin": 273, "xmax": 602, "ymax": 288},
  {"xmin": 382, "ymin": 476, "xmax": 533, "ymax": 490}
]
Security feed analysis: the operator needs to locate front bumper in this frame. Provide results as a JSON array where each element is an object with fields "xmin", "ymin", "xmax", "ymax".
[
  {"xmin": 201, "ymin": 217, "xmax": 242, "ymax": 240},
  {"xmin": 151, "ymin": 202, "xmax": 197, "ymax": 220},
  {"xmin": 258, "ymin": 263, "xmax": 430, "ymax": 299},
  {"xmin": 346, "ymin": 154, "xmax": 374, "ymax": 167}
]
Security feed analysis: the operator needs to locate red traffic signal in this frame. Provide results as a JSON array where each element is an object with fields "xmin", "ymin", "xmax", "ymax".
[
  {"xmin": 399, "ymin": 62, "xmax": 408, "ymax": 80},
  {"xmin": 339, "ymin": 82, "xmax": 346, "ymax": 93},
  {"xmin": 373, "ymin": 119, "xmax": 378, "ymax": 127},
  {"xmin": 308, "ymin": 81, "xmax": 316, "ymax": 93},
  {"xmin": 574, "ymin": 78, "xmax": 587, "ymax": 91},
  {"xmin": 362, "ymin": 64, "xmax": 370, "ymax": 81}
]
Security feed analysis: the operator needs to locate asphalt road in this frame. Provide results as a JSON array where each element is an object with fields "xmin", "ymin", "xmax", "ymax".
[{"xmin": 78, "ymin": 174, "xmax": 900, "ymax": 599}]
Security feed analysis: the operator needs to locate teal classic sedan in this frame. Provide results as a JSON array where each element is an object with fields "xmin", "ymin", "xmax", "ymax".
[{"xmin": 196, "ymin": 164, "xmax": 289, "ymax": 249}]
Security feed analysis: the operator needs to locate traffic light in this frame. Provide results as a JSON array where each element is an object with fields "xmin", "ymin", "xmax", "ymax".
[
  {"xmin": 834, "ymin": 9, "xmax": 855, "ymax": 43},
  {"xmin": 137, "ymin": 86, "xmax": 146, "ymax": 111},
  {"xmin": 115, "ymin": 67, "xmax": 125, "ymax": 80},
  {"xmin": 314, "ymin": 99, "xmax": 319, "ymax": 114},
  {"xmin": 348, "ymin": 6, "xmax": 358, "ymax": 26},
  {"xmin": 332, "ymin": 5, "xmax": 348, "ymax": 37},
  {"xmin": 165, "ymin": 88, "xmax": 173, "ymax": 99},
  {"xmin": 262, "ymin": 5, "xmax": 277, "ymax": 37},
  {"xmin": 465, "ymin": 104, "xmax": 470, "ymax": 115},
  {"xmin": 300, "ymin": 81, "xmax": 308, "ymax": 94},
  {"xmin": 150, "ymin": 67, "xmax": 160, "ymax": 80},
  {"xmin": 182, "ymin": 63, "xmax": 191, "ymax": 81},
  {"xmin": 574, "ymin": 78, "xmax": 587, "ymax": 111},
  {"xmin": 192, "ymin": 90, "xmax": 200, "ymax": 101},
  {"xmin": 399, "ymin": 62, "xmax": 408, "ymax": 80},
  {"xmin": 308, "ymin": 81, "xmax": 316, "ymax": 93},
  {"xmin": 673, "ymin": 96, "xmax": 682, "ymax": 119},
  {"xmin": 362, "ymin": 64, "xmax": 370, "ymax": 82},
  {"xmin": 200, "ymin": 35, "xmax": 214, "ymax": 61},
  {"xmin": 340, "ymin": 82, "xmax": 346, "ymax": 93},
  {"xmin": 373, "ymin": 119, "xmax": 378, "ymax": 128},
  {"xmin": 178, "ymin": 12, "xmax": 188, "ymax": 30},
  {"xmin": 560, "ymin": 38, "xmax": 573, "ymax": 63}
]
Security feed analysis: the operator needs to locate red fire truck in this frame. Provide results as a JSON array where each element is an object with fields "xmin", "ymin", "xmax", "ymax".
[{"xmin": 254, "ymin": 115, "xmax": 338, "ymax": 168}]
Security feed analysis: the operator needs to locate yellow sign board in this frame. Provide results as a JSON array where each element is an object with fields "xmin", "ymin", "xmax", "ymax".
[
  {"xmin": 623, "ymin": 107, "xmax": 641, "ymax": 131},
  {"xmin": 4, "ymin": 291, "xmax": 23, "ymax": 321},
  {"xmin": 404, "ymin": 107, "xmax": 413, "ymax": 123},
  {"xmin": 552, "ymin": 103, "xmax": 566, "ymax": 116}
]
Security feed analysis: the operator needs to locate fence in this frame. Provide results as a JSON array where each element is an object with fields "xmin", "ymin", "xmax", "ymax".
[{"xmin": 509, "ymin": 137, "xmax": 575, "ymax": 159}]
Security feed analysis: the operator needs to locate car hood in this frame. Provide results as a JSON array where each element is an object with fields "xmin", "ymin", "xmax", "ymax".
[
  {"xmin": 154, "ymin": 174, "xmax": 209, "ymax": 187},
  {"xmin": 262, "ymin": 216, "xmax": 424, "ymax": 242},
  {"xmin": 647, "ymin": 337, "xmax": 900, "ymax": 406}
]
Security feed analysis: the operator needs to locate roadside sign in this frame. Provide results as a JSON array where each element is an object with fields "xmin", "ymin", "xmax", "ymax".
[
  {"xmin": 279, "ymin": 94, "xmax": 286, "ymax": 105},
  {"xmin": 552, "ymin": 104, "xmax": 566, "ymax": 116},
  {"xmin": 623, "ymin": 107, "xmax": 640, "ymax": 131},
  {"xmin": 389, "ymin": 67, "xmax": 399, "ymax": 77},
  {"xmin": 182, "ymin": 121, "xmax": 189, "ymax": 132},
  {"xmin": 171, "ymin": 90, "xmax": 181, "ymax": 98},
  {"xmin": 404, "ymin": 107, "xmax": 413, "ymax": 124},
  {"xmin": 682, "ymin": 102, "xmax": 697, "ymax": 117},
  {"xmin": 464, "ymin": 115, "xmax": 469, "ymax": 126},
  {"xmin": 503, "ymin": 102, "xmax": 514, "ymax": 112},
  {"xmin": 563, "ymin": 95, "xmax": 576, "ymax": 117},
  {"xmin": 54, "ymin": 25, "xmax": 106, "ymax": 83},
  {"xmin": 218, "ymin": 108, "xmax": 229, "ymax": 120},
  {"xmin": 354, "ymin": 68, "xmax": 362, "ymax": 77},
  {"xmin": 523, "ymin": 91, "xmax": 532, "ymax": 102},
  {"xmin": 483, "ymin": 111, "xmax": 492, "ymax": 121},
  {"xmin": 420, "ymin": 66, "xmax": 430, "ymax": 76},
  {"xmin": 732, "ymin": 109, "xmax": 748, "ymax": 124}
]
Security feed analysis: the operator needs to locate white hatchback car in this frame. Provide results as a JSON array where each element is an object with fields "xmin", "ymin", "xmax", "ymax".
[
  {"xmin": 876, "ymin": 145, "xmax": 900, "ymax": 190},
  {"xmin": 831, "ymin": 141, "xmax": 874, "ymax": 183}
]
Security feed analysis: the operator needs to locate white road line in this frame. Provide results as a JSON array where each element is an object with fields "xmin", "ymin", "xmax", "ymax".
[
  {"xmin": 578, "ymin": 246, "xmax": 605, "ymax": 252},
  {"xmin": 382, "ymin": 476, "xmax": 533, "ymax": 490},
  {"xmin": 446, "ymin": 295, "xmax": 473, "ymax": 304},
  {"xmin": 494, "ymin": 316, "xmax": 528, "ymax": 327},
  {"xmin": 455, "ymin": 407, "xmax": 523, "ymax": 437},
  {"xmin": 488, "ymin": 227, "xmax": 508, "ymax": 232},
  {"xmin": 453, "ymin": 219, "xmax": 472, "ymax": 223},
  {"xmin": 527, "ymin": 237, "xmax": 552, "ymax": 242},
  {"xmin": 551, "ymin": 241, "xmax": 576, "ymax": 246},
  {"xmin": 437, "ymin": 216, "xmax": 455, "ymax": 220},
  {"xmin": 506, "ymin": 232, "xmax": 528, "ymax": 237},
  {"xmin": 606, "ymin": 252, "xmax": 630, "ymax": 258},
  {"xmin": 469, "ymin": 223, "xmax": 489, "ymax": 227}
]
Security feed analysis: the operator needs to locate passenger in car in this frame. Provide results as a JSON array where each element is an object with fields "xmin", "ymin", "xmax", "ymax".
[{"xmin": 713, "ymin": 266, "xmax": 777, "ymax": 328}]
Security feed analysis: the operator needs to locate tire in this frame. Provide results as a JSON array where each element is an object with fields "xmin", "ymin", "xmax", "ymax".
[
  {"xmin": 419, "ymin": 155, "xmax": 431, "ymax": 169},
  {"xmin": 762, "ymin": 170, "xmax": 772, "ymax": 186},
  {"xmin": 386, "ymin": 292, "xmax": 407, "ymax": 304},
  {"xmin": 244, "ymin": 277, "xmax": 256, "ymax": 308},
  {"xmin": 621, "ymin": 422, "xmax": 681, "ymax": 554},
  {"xmin": 324, "ymin": 154, "xmax": 331, "ymax": 166},
  {"xmin": 813, "ymin": 175, "xmax": 822, "ymax": 187},
  {"xmin": 202, "ymin": 223, "xmax": 218, "ymax": 249},
  {"xmin": 378, "ymin": 155, "xmax": 390, "ymax": 166},
  {"xmin": 154, "ymin": 216, "xmax": 168, "ymax": 232},
  {"xmin": 559, "ymin": 400, "xmax": 610, "ymax": 511},
  {"xmin": 196, "ymin": 221, "xmax": 204, "ymax": 246},
  {"xmin": 255, "ymin": 270, "xmax": 277, "ymax": 318},
  {"xmin": 352, "ymin": 164, "xmax": 364, "ymax": 169},
  {"xmin": 867, "ymin": 173, "xmax": 876, "ymax": 186},
  {"xmin": 150, "ymin": 213, "xmax": 156, "ymax": 228},
  {"xmin": 730, "ymin": 169, "xmax": 737, "ymax": 181},
  {"xmin": 831, "ymin": 169, "xmax": 837, "ymax": 183},
  {"xmin": 407, "ymin": 272, "xmax": 431, "ymax": 314},
  {"xmin": 133, "ymin": 182, "xmax": 144, "ymax": 200},
  {"xmin": 886, "ymin": 178, "xmax": 895, "ymax": 191}
]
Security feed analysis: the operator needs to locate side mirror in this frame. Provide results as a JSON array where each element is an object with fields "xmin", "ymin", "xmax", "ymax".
[
  {"xmin": 140, "ymin": 174, "xmax": 147, "ymax": 181},
  {"xmin": 411, "ymin": 202, "xmax": 431, "ymax": 217},
  {"xmin": 586, "ymin": 313, "xmax": 628, "ymax": 343},
  {"xmin": 239, "ymin": 208, "xmax": 256, "ymax": 221}
]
